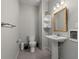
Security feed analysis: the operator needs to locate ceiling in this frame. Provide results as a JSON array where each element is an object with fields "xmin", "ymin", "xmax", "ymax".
[{"xmin": 19, "ymin": 0, "xmax": 41, "ymax": 6}]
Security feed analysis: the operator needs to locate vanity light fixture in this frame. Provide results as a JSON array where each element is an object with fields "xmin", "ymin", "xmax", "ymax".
[
  {"xmin": 53, "ymin": 0, "xmax": 66, "ymax": 12},
  {"xmin": 56, "ymin": 3, "xmax": 60, "ymax": 7},
  {"xmin": 53, "ymin": 7, "xmax": 56, "ymax": 10},
  {"xmin": 60, "ymin": 0, "xmax": 65, "ymax": 5}
]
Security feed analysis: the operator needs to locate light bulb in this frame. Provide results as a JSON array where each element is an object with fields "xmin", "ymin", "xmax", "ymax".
[
  {"xmin": 53, "ymin": 7, "xmax": 56, "ymax": 10},
  {"xmin": 56, "ymin": 3, "xmax": 60, "ymax": 7},
  {"xmin": 61, "ymin": 1, "xmax": 64, "ymax": 5}
]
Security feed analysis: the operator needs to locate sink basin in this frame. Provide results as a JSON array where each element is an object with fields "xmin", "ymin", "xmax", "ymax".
[{"xmin": 45, "ymin": 35, "xmax": 67, "ymax": 42}]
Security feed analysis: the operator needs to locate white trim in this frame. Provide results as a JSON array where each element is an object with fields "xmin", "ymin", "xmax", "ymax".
[
  {"xmin": 69, "ymin": 29, "xmax": 78, "ymax": 32},
  {"xmin": 69, "ymin": 38, "xmax": 78, "ymax": 43}
]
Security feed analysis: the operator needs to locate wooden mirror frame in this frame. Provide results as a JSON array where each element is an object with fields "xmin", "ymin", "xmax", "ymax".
[{"xmin": 52, "ymin": 7, "xmax": 67, "ymax": 32}]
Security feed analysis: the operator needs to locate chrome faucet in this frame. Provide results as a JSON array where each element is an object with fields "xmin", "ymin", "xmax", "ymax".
[{"xmin": 56, "ymin": 34, "xmax": 60, "ymax": 36}]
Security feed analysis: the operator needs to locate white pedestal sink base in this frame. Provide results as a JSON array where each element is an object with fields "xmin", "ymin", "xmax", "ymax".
[
  {"xmin": 45, "ymin": 35, "xmax": 67, "ymax": 59},
  {"xmin": 51, "ymin": 40, "xmax": 58, "ymax": 59}
]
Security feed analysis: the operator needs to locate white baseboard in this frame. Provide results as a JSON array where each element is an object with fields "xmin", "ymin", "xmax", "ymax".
[{"xmin": 42, "ymin": 47, "xmax": 51, "ymax": 52}]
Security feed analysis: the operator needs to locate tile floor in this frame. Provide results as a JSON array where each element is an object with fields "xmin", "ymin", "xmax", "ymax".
[{"xmin": 17, "ymin": 48, "xmax": 51, "ymax": 59}]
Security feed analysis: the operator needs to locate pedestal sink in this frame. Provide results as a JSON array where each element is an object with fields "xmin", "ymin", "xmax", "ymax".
[
  {"xmin": 46, "ymin": 35, "xmax": 67, "ymax": 42},
  {"xmin": 45, "ymin": 35, "xmax": 67, "ymax": 59}
]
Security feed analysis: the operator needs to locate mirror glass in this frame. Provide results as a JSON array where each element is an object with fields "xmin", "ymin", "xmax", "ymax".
[{"xmin": 53, "ymin": 8, "xmax": 67, "ymax": 32}]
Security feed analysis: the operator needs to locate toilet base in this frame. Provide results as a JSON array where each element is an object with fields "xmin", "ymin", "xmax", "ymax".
[{"xmin": 30, "ymin": 47, "xmax": 35, "ymax": 53}]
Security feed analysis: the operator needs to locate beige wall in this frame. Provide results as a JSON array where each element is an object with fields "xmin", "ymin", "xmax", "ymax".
[{"xmin": 18, "ymin": 4, "xmax": 38, "ymax": 42}]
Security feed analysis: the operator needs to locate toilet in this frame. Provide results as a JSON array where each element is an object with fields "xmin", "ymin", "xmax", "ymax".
[{"xmin": 29, "ymin": 36, "xmax": 36, "ymax": 53}]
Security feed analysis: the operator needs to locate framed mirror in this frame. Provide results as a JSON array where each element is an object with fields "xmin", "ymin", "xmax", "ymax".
[{"xmin": 52, "ymin": 7, "xmax": 67, "ymax": 32}]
